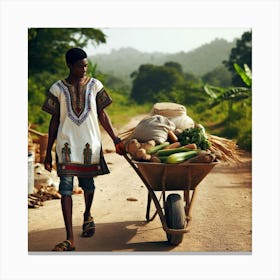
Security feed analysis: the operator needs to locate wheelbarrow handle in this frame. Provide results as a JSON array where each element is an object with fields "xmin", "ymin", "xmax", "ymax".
[{"xmin": 123, "ymin": 153, "xmax": 143, "ymax": 178}]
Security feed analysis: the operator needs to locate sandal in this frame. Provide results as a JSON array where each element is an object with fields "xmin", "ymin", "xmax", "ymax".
[
  {"xmin": 52, "ymin": 240, "xmax": 75, "ymax": 251},
  {"xmin": 82, "ymin": 216, "xmax": 95, "ymax": 237}
]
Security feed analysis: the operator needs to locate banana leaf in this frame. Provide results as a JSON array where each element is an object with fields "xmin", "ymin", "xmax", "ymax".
[
  {"xmin": 210, "ymin": 87, "xmax": 251, "ymax": 107},
  {"xmin": 234, "ymin": 63, "xmax": 252, "ymax": 87},
  {"xmin": 203, "ymin": 84, "xmax": 224, "ymax": 99}
]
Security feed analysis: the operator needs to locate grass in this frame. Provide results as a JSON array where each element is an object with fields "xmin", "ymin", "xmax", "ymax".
[
  {"xmin": 105, "ymin": 91, "xmax": 152, "ymax": 129},
  {"xmin": 106, "ymin": 104, "xmax": 150, "ymax": 129}
]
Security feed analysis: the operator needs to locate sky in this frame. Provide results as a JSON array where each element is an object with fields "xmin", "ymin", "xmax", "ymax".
[{"xmin": 85, "ymin": 27, "xmax": 251, "ymax": 55}]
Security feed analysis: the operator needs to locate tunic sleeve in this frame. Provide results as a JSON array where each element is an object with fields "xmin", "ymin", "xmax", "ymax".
[
  {"xmin": 96, "ymin": 88, "xmax": 112, "ymax": 112},
  {"xmin": 42, "ymin": 84, "xmax": 60, "ymax": 115}
]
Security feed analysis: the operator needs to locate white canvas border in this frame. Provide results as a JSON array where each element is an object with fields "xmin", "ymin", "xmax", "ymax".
[{"xmin": 0, "ymin": 0, "xmax": 279, "ymax": 279}]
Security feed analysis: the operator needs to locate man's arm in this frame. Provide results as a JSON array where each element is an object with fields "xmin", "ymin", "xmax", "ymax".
[
  {"xmin": 44, "ymin": 113, "xmax": 59, "ymax": 171},
  {"xmin": 98, "ymin": 109, "xmax": 118, "ymax": 142},
  {"xmin": 98, "ymin": 109, "xmax": 125, "ymax": 155}
]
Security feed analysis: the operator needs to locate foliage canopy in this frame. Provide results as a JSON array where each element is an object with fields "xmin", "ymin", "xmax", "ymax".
[
  {"xmin": 130, "ymin": 62, "xmax": 207, "ymax": 105},
  {"xmin": 28, "ymin": 28, "xmax": 106, "ymax": 75},
  {"xmin": 223, "ymin": 30, "xmax": 252, "ymax": 86}
]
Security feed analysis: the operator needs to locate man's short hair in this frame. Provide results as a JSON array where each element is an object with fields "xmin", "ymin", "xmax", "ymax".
[{"xmin": 65, "ymin": 48, "xmax": 87, "ymax": 65}]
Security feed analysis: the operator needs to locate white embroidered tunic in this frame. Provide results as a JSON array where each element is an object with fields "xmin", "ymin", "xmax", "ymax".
[{"xmin": 42, "ymin": 77, "xmax": 112, "ymax": 177}]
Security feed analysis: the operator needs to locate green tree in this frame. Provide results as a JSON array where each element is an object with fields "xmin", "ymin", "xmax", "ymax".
[
  {"xmin": 130, "ymin": 62, "xmax": 208, "ymax": 105},
  {"xmin": 202, "ymin": 65, "xmax": 232, "ymax": 87},
  {"xmin": 164, "ymin": 61, "xmax": 183, "ymax": 74},
  {"xmin": 223, "ymin": 31, "xmax": 252, "ymax": 86},
  {"xmin": 28, "ymin": 28, "xmax": 106, "ymax": 75},
  {"xmin": 130, "ymin": 63, "xmax": 184, "ymax": 103}
]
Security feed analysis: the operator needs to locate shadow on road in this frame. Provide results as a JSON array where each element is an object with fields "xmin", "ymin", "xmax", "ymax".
[{"xmin": 28, "ymin": 220, "xmax": 175, "ymax": 253}]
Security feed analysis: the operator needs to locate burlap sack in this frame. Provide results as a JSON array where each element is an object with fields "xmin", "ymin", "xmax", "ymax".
[
  {"xmin": 168, "ymin": 115, "xmax": 194, "ymax": 130},
  {"xmin": 130, "ymin": 115, "xmax": 176, "ymax": 144},
  {"xmin": 151, "ymin": 102, "xmax": 186, "ymax": 117},
  {"xmin": 151, "ymin": 102, "xmax": 194, "ymax": 130}
]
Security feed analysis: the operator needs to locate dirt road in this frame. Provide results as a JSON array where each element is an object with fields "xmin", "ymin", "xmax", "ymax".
[{"xmin": 28, "ymin": 117, "xmax": 252, "ymax": 253}]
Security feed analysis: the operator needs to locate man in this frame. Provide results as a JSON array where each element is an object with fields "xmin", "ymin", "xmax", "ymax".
[{"xmin": 42, "ymin": 47, "xmax": 125, "ymax": 251}]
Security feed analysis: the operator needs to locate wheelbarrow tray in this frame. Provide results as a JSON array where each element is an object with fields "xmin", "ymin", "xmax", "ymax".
[{"xmin": 135, "ymin": 161, "xmax": 218, "ymax": 191}]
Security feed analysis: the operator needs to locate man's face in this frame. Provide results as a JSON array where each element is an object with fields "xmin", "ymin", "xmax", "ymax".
[{"xmin": 69, "ymin": 58, "xmax": 88, "ymax": 78}]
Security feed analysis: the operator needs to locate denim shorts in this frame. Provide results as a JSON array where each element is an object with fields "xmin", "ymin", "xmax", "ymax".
[{"xmin": 59, "ymin": 176, "xmax": 95, "ymax": 196}]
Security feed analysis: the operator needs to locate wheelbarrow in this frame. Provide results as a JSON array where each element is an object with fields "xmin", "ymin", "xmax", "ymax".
[{"xmin": 124, "ymin": 153, "xmax": 218, "ymax": 245}]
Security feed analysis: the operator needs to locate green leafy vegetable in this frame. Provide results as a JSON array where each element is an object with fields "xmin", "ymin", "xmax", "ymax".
[{"xmin": 177, "ymin": 126, "xmax": 211, "ymax": 150}]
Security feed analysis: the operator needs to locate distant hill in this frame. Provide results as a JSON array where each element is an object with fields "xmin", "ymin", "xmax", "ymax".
[{"xmin": 89, "ymin": 38, "xmax": 236, "ymax": 85}]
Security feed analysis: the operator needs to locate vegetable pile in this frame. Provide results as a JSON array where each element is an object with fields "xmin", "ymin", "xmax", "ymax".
[
  {"xmin": 125, "ymin": 123, "xmax": 216, "ymax": 164},
  {"xmin": 121, "ymin": 103, "xmax": 240, "ymax": 165}
]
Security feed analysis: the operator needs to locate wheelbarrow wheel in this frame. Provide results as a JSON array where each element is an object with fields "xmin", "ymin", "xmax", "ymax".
[{"xmin": 165, "ymin": 193, "xmax": 185, "ymax": 245}]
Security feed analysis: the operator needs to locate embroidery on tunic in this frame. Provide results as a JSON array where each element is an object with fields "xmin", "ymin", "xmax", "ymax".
[
  {"xmin": 57, "ymin": 78, "xmax": 96, "ymax": 126},
  {"xmin": 62, "ymin": 143, "xmax": 71, "ymax": 163},
  {"xmin": 96, "ymin": 89, "xmax": 112, "ymax": 112},
  {"xmin": 57, "ymin": 146, "xmax": 110, "ymax": 177},
  {"xmin": 64, "ymin": 76, "xmax": 90, "ymax": 117},
  {"xmin": 58, "ymin": 163, "xmax": 101, "ymax": 177},
  {"xmin": 83, "ymin": 143, "xmax": 92, "ymax": 164},
  {"xmin": 42, "ymin": 92, "xmax": 60, "ymax": 115}
]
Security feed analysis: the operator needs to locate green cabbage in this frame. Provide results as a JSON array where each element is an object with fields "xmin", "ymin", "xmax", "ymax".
[{"xmin": 178, "ymin": 126, "xmax": 211, "ymax": 150}]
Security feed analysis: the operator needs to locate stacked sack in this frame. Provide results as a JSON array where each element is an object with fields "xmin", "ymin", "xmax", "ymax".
[
  {"xmin": 151, "ymin": 102, "xmax": 194, "ymax": 131},
  {"xmin": 129, "ymin": 102, "xmax": 195, "ymax": 144}
]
